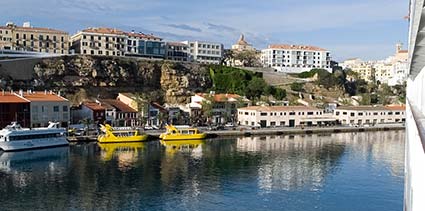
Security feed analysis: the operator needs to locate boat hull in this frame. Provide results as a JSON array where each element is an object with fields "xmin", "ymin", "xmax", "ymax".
[
  {"xmin": 160, "ymin": 133, "xmax": 207, "ymax": 141},
  {"xmin": 98, "ymin": 135, "xmax": 149, "ymax": 143},
  {"xmin": 0, "ymin": 137, "xmax": 69, "ymax": 152}
]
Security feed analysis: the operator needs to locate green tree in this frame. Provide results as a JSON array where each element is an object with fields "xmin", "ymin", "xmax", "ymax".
[
  {"xmin": 245, "ymin": 77, "xmax": 268, "ymax": 100},
  {"xmin": 79, "ymin": 118, "xmax": 94, "ymax": 136},
  {"xmin": 290, "ymin": 82, "xmax": 304, "ymax": 92},
  {"xmin": 233, "ymin": 50, "xmax": 260, "ymax": 67},
  {"xmin": 273, "ymin": 88, "xmax": 286, "ymax": 100}
]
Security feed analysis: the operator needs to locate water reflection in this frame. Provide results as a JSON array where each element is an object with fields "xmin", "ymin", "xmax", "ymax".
[
  {"xmin": 160, "ymin": 140, "xmax": 204, "ymax": 158},
  {"xmin": 0, "ymin": 146, "xmax": 69, "ymax": 189},
  {"xmin": 237, "ymin": 135, "xmax": 345, "ymax": 192},
  {"xmin": 0, "ymin": 131, "xmax": 405, "ymax": 211},
  {"xmin": 98, "ymin": 142, "xmax": 146, "ymax": 172}
]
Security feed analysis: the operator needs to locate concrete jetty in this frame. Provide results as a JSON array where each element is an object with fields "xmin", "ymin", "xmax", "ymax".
[{"xmin": 67, "ymin": 124, "xmax": 405, "ymax": 142}]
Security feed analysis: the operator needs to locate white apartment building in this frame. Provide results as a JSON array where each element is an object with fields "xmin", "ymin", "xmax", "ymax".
[
  {"xmin": 237, "ymin": 106, "xmax": 335, "ymax": 128},
  {"xmin": 23, "ymin": 91, "xmax": 70, "ymax": 127},
  {"xmin": 261, "ymin": 44, "xmax": 331, "ymax": 73},
  {"xmin": 183, "ymin": 41, "xmax": 223, "ymax": 64},
  {"xmin": 343, "ymin": 43, "xmax": 408, "ymax": 85},
  {"xmin": 71, "ymin": 27, "xmax": 127, "ymax": 56},
  {"xmin": 333, "ymin": 105, "xmax": 405, "ymax": 126}
]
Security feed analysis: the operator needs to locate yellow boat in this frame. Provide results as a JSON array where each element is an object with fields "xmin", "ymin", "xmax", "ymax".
[
  {"xmin": 97, "ymin": 124, "xmax": 148, "ymax": 143},
  {"xmin": 159, "ymin": 125, "xmax": 206, "ymax": 141}
]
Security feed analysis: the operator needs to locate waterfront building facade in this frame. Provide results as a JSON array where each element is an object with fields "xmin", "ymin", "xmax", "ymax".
[
  {"xmin": 0, "ymin": 22, "xmax": 69, "ymax": 54},
  {"xmin": 333, "ymin": 105, "xmax": 405, "ymax": 126},
  {"xmin": 70, "ymin": 27, "xmax": 127, "ymax": 56},
  {"xmin": 183, "ymin": 41, "xmax": 223, "ymax": 64},
  {"xmin": 23, "ymin": 91, "xmax": 70, "ymax": 127},
  {"xmin": 189, "ymin": 93, "xmax": 250, "ymax": 124},
  {"xmin": 260, "ymin": 44, "xmax": 331, "ymax": 73},
  {"xmin": 237, "ymin": 106, "xmax": 335, "ymax": 128},
  {"xmin": 0, "ymin": 92, "xmax": 30, "ymax": 128},
  {"xmin": 165, "ymin": 42, "xmax": 189, "ymax": 61},
  {"xmin": 97, "ymin": 99, "xmax": 138, "ymax": 126},
  {"xmin": 80, "ymin": 102, "xmax": 106, "ymax": 124},
  {"xmin": 126, "ymin": 32, "xmax": 165, "ymax": 58}
]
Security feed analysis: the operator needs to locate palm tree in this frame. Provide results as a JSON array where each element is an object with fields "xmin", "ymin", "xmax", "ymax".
[{"xmin": 79, "ymin": 118, "xmax": 94, "ymax": 136}]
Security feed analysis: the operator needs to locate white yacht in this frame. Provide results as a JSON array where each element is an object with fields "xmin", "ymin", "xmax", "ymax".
[{"xmin": 0, "ymin": 122, "xmax": 69, "ymax": 151}]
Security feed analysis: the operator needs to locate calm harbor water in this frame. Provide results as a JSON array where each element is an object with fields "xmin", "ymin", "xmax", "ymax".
[{"xmin": 0, "ymin": 131, "xmax": 404, "ymax": 211}]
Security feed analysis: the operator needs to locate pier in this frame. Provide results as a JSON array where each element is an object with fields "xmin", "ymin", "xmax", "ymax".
[{"xmin": 67, "ymin": 124, "xmax": 405, "ymax": 142}]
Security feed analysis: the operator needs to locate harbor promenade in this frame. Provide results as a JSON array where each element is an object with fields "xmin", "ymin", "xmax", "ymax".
[{"xmin": 67, "ymin": 124, "xmax": 405, "ymax": 142}]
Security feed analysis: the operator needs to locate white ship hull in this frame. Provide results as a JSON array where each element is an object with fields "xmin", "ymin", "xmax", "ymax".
[{"xmin": 0, "ymin": 137, "xmax": 69, "ymax": 152}]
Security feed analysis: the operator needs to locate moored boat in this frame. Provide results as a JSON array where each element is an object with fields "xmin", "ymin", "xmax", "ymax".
[
  {"xmin": 0, "ymin": 122, "xmax": 69, "ymax": 152},
  {"xmin": 159, "ymin": 125, "xmax": 206, "ymax": 141},
  {"xmin": 97, "ymin": 124, "xmax": 148, "ymax": 143}
]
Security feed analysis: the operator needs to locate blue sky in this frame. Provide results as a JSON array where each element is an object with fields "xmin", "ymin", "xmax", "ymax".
[{"xmin": 0, "ymin": 0, "xmax": 409, "ymax": 61}]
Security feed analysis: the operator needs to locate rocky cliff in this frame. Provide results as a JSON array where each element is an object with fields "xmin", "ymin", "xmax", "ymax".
[{"xmin": 2, "ymin": 55, "xmax": 212, "ymax": 104}]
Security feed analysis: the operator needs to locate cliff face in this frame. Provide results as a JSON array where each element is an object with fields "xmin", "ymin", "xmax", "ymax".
[{"xmin": 6, "ymin": 55, "xmax": 212, "ymax": 104}]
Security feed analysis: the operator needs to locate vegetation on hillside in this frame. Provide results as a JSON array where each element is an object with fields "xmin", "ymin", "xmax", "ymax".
[
  {"xmin": 294, "ymin": 68, "xmax": 406, "ymax": 105},
  {"xmin": 208, "ymin": 65, "xmax": 286, "ymax": 100}
]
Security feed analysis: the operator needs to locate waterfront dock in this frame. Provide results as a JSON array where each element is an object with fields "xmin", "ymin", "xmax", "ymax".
[{"xmin": 67, "ymin": 124, "xmax": 405, "ymax": 142}]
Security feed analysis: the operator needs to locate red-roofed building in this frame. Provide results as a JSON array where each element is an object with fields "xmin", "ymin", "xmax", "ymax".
[
  {"xmin": 0, "ymin": 92, "xmax": 30, "ymax": 128},
  {"xmin": 79, "ymin": 102, "xmax": 107, "ymax": 124},
  {"xmin": 98, "ymin": 99, "xmax": 138, "ymax": 126},
  {"xmin": 22, "ymin": 91, "xmax": 70, "ymax": 127},
  {"xmin": 189, "ymin": 92, "xmax": 250, "ymax": 124},
  {"xmin": 261, "ymin": 44, "xmax": 331, "ymax": 73}
]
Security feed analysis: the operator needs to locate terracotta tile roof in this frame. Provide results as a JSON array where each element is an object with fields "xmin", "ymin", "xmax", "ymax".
[
  {"xmin": 150, "ymin": 102, "xmax": 168, "ymax": 113},
  {"xmin": 239, "ymin": 106, "xmax": 320, "ymax": 112},
  {"xmin": 83, "ymin": 102, "xmax": 106, "ymax": 111},
  {"xmin": 197, "ymin": 93, "xmax": 243, "ymax": 102},
  {"xmin": 385, "ymin": 105, "xmax": 406, "ymax": 110},
  {"xmin": 82, "ymin": 27, "xmax": 125, "ymax": 35},
  {"xmin": 268, "ymin": 44, "xmax": 327, "ymax": 51},
  {"xmin": 99, "ymin": 99, "xmax": 137, "ymax": 113},
  {"xmin": 22, "ymin": 91, "xmax": 68, "ymax": 102},
  {"xmin": 0, "ymin": 93, "xmax": 29, "ymax": 103},
  {"xmin": 126, "ymin": 32, "xmax": 162, "ymax": 40},
  {"xmin": 0, "ymin": 26, "xmax": 68, "ymax": 34}
]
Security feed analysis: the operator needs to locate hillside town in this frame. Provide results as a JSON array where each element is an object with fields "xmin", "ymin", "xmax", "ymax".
[{"xmin": 0, "ymin": 21, "xmax": 407, "ymax": 133}]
